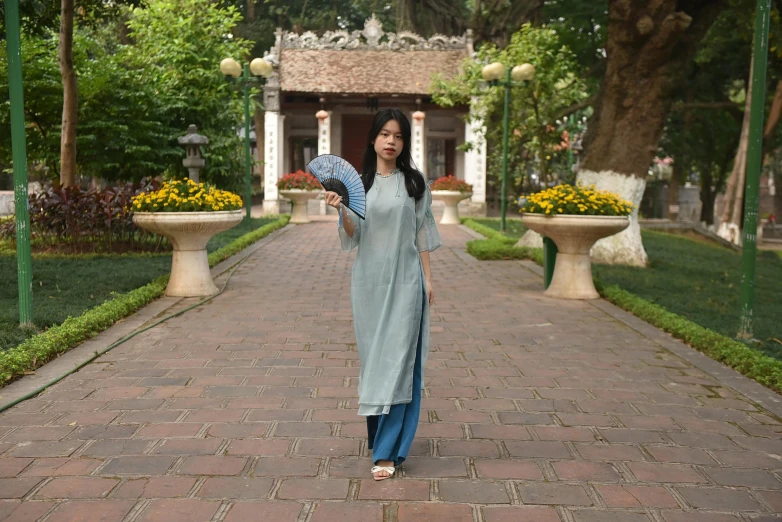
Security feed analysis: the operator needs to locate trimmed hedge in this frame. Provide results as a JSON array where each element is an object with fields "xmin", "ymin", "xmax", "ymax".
[
  {"xmin": 462, "ymin": 217, "xmax": 782, "ymax": 393},
  {"xmin": 600, "ymin": 284, "xmax": 782, "ymax": 393},
  {"xmin": 0, "ymin": 215, "xmax": 290, "ymax": 385},
  {"xmin": 462, "ymin": 218, "xmax": 543, "ymax": 263}
]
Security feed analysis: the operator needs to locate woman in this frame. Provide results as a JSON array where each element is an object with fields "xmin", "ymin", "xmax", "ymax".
[{"xmin": 324, "ymin": 108, "xmax": 442, "ymax": 481}]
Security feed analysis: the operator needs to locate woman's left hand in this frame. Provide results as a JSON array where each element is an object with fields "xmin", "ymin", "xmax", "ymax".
[{"xmin": 426, "ymin": 279, "xmax": 434, "ymax": 306}]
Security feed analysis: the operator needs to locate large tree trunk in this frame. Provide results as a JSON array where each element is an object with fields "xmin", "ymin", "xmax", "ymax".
[
  {"xmin": 717, "ymin": 60, "xmax": 753, "ymax": 245},
  {"xmin": 518, "ymin": 0, "xmax": 726, "ymax": 264},
  {"xmin": 58, "ymin": 0, "xmax": 77, "ymax": 188}
]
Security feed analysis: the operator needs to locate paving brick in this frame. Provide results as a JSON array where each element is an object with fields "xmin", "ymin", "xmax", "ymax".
[
  {"xmin": 226, "ymin": 439, "xmax": 290, "ymax": 456},
  {"xmin": 627, "ymin": 462, "xmax": 707, "ymax": 484},
  {"xmin": 757, "ymin": 490, "xmax": 782, "ymax": 511},
  {"xmin": 574, "ymin": 444, "xmax": 645, "ymax": 462},
  {"xmin": 599, "ymin": 429, "xmax": 666, "ymax": 444},
  {"xmin": 136, "ymin": 423, "xmax": 203, "ymax": 438},
  {"xmin": 113, "ymin": 477, "xmax": 197, "ymax": 499},
  {"xmin": 82, "ymin": 439, "xmax": 150, "ymax": 457},
  {"xmin": 310, "ymin": 502, "xmax": 383, "ymax": 522},
  {"xmin": 153, "ymin": 439, "xmax": 222, "ymax": 455},
  {"xmin": 0, "ymin": 500, "xmax": 54, "ymax": 521},
  {"xmin": 177, "ymin": 456, "xmax": 247, "ymax": 476},
  {"xmin": 660, "ymin": 512, "xmax": 742, "ymax": 522},
  {"xmin": 470, "ymin": 425, "xmax": 531, "ymax": 440},
  {"xmin": 277, "ymin": 478, "xmax": 349, "ymax": 500},
  {"xmin": 274, "ymin": 422, "xmax": 332, "ymax": 437},
  {"xmin": 223, "ymin": 502, "xmax": 305, "ymax": 522},
  {"xmin": 0, "ymin": 458, "xmax": 33, "ymax": 477},
  {"xmin": 2, "ymin": 427, "xmax": 75, "ymax": 443},
  {"xmin": 597, "ymin": 485, "xmax": 679, "ymax": 508},
  {"xmin": 644, "ymin": 446, "xmax": 717, "ymax": 465},
  {"xmin": 0, "ymin": 478, "xmax": 43, "ymax": 499},
  {"xmin": 552, "ymin": 461, "xmax": 622, "ymax": 482},
  {"xmin": 358, "ymin": 478, "xmax": 431, "ymax": 500},
  {"xmin": 295, "ymin": 438, "xmax": 360, "ymax": 456},
  {"xmin": 138, "ymin": 499, "xmax": 220, "ymax": 522},
  {"xmin": 207, "ymin": 422, "xmax": 269, "ymax": 438},
  {"xmin": 482, "ymin": 506, "xmax": 561, "ymax": 522},
  {"xmin": 101, "ymin": 456, "xmax": 176, "ymax": 475},
  {"xmin": 196, "ymin": 477, "xmax": 274, "ymax": 499},
  {"xmin": 702, "ymin": 467, "xmax": 782, "ymax": 489},
  {"xmin": 20, "ymin": 458, "xmax": 102, "ymax": 477},
  {"xmin": 403, "ymin": 457, "xmax": 469, "ymax": 478},
  {"xmin": 533, "ymin": 426, "xmax": 596, "ymax": 442},
  {"xmin": 505, "ymin": 441, "xmax": 571, "ymax": 459},
  {"xmin": 397, "ymin": 503, "xmax": 474, "ymax": 522},
  {"xmin": 474, "ymin": 459, "xmax": 544, "ymax": 480},
  {"xmin": 47, "ymin": 500, "xmax": 135, "ymax": 522},
  {"xmin": 667, "ymin": 432, "xmax": 737, "ymax": 449},
  {"xmin": 255, "ymin": 457, "xmax": 321, "ymax": 477},
  {"xmin": 183, "ymin": 409, "xmax": 246, "ymax": 422},
  {"xmin": 570, "ymin": 511, "xmax": 652, "ymax": 522},
  {"xmin": 439, "ymin": 440, "xmax": 500, "ymax": 457},
  {"xmin": 518, "ymin": 483, "xmax": 593, "ymax": 506},
  {"xmin": 36, "ymin": 477, "xmax": 119, "ymax": 499},
  {"xmin": 439, "ymin": 480, "xmax": 510, "ymax": 503},
  {"xmin": 558, "ymin": 414, "xmax": 617, "ymax": 427},
  {"xmin": 676, "ymin": 487, "xmax": 764, "ymax": 510}
]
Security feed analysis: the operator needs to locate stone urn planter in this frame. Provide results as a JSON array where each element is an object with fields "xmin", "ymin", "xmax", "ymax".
[
  {"xmin": 279, "ymin": 189, "xmax": 322, "ymax": 224},
  {"xmin": 133, "ymin": 210, "xmax": 243, "ymax": 297},
  {"xmin": 431, "ymin": 191, "xmax": 472, "ymax": 225},
  {"xmin": 520, "ymin": 214, "xmax": 630, "ymax": 300}
]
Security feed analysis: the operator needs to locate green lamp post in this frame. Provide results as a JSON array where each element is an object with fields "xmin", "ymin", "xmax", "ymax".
[
  {"xmin": 220, "ymin": 56, "xmax": 274, "ymax": 221},
  {"xmin": 480, "ymin": 61, "xmax": 536, "ymax": 233},
  {"xmin": 4, "ymin": 0, "xmax": 33, "ymax": 326},
  {"xmin": 737, "ymin": 0, "xmax": 771, "ymax": 340}
]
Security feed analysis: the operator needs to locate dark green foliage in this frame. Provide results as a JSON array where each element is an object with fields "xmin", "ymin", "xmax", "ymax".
[
  {"xmin": 461, "ymin": 218, "xmax": 542, "ymax": 262},
  {"xmin": 593, "ymin": 231, "xmax": 782, "ymax": 361}
]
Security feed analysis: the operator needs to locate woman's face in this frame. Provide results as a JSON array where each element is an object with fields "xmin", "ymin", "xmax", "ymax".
[{"xmin": 373, "ymin": 119, "xmax": 404, "ymax": 163}]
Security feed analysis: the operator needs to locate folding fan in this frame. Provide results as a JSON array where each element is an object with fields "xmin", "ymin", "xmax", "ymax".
[{"xmin": 306, "ymin": 154, "xmax": 366, "ymax": 220}]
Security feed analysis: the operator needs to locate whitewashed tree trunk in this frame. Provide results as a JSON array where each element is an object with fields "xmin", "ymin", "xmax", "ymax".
[{"xmin": 517, "ymin": 170, "xmax": 648, "ymax": 267}]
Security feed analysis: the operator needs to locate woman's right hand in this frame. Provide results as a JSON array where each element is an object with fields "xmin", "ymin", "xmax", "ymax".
[{"xmin": 324, "ymin": 191, "xmax": 343, "ymax": 210}]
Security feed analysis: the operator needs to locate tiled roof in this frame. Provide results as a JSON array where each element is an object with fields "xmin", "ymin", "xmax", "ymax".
[{"xmin": 279, "ymin": 48, "xmax": 468, "ymax": 95}]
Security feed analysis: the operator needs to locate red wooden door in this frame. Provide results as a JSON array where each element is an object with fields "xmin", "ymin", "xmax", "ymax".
[{"xmin": 341, "ymin": 115, "xmax": 374, "ymax": 171}]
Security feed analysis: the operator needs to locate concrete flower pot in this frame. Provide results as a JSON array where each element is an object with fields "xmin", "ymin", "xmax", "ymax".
[
  {"xmin": 133, "ymin": 210, "xmax": 243, "ymax": 297},
  {"xmin": 431, "ymin": 190, "xmax": 472, "ymax": 225},
  {"xmin": 279, "ymin": 189, "xmax": 322, "ymax": 224},
  {"xmin": 520, "ymin": 214, "xmax": 630, "ymax": 300}
]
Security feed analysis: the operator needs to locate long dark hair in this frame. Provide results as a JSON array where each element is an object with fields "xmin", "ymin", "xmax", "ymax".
[{"xmin": 361, "ymin": 108, "xmax": 426, "ymax": 201}]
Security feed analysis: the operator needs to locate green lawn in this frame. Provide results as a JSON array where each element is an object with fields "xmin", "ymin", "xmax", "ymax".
[
  {"xmin": 595, "ymin": 231, "xmax": 782, "ymax": 361},
  {"xmin": 470, "ymin": 217, "xmax": 527, "ymax": 239},
  {"xmin": 1, "ymin": 217, "xmax": 276, "ymax": 352},
  {"xmin": 471, "ymin": 219, "xmax": 782, "ymax": 361}
]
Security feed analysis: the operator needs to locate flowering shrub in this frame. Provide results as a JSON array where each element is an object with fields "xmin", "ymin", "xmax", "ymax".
[
  {"xmin": 277, "ymin": 170, "xmax": 322, "ymax": 191},
  {"xmin": 132, "ymin": 179, "xmax": 242, "ymax": 212},
  {"xmin": 519, "ymin": 183, "xmax": 633, "ymax": 216},
  {"xmin": 429, "ymin": 175, "xmax": 473, "ymax": 193}
]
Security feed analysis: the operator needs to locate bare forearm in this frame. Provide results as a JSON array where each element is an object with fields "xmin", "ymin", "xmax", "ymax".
[{"xmin": 341, "ymin": 207, "xmax": 355, "ymax": 237}]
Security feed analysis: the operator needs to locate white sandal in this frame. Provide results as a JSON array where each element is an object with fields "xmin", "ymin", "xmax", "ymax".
[{"xmin": 371, "ymin": 465, "xmax": 395, "ymax": 481}]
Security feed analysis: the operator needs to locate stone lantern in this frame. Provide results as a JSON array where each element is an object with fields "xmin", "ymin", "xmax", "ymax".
[{"xmin": 178, "ymin": 125, "xmax": 209, "ymax": 183}]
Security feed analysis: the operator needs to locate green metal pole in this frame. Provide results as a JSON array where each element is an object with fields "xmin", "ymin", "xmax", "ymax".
[
  {"xmin": 500, "ymin": 69, "xmax": 511, "ymax": 233},
  {"xmin": 5, "ymin": 0, "xmax": 34, "ymax": 327},
  {"xmin": 242, "ymin": 63, "xmax": 252, "ymax": 221},
  {"xmin": 737, "ymin": 0, "xmax": 771, "ymax": 340}
]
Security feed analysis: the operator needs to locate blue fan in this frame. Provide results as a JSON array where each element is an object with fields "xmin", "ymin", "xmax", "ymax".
[{"xmin": 307, "ymin": 154, "xmax": 366, "ymax": 220}]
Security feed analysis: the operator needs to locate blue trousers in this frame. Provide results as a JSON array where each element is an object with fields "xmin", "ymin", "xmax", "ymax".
[{"xmin": 366, "ymin": 312, "xmax": 424, "ymax": 466}]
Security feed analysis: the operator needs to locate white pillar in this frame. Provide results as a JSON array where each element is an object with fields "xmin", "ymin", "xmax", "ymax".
[
  {"xmin": 464, "ymin": 105, "xmax": 487, "ymax": 207},
  {"xmin": 412, "ymin": 111, "xmax": 426, "ymax": 177},
  {"xmin": 317, "ymin": 111, "xmax": 332, "ymax": 215},
  {"xmin": 263, "ymin": 111, "xmax": 285, "ymax": 215}
]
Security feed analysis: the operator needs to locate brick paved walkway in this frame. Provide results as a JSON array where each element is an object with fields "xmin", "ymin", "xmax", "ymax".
[{"xmin": 1, "ymin": 222, "xmax": 782, "ymax": 522}]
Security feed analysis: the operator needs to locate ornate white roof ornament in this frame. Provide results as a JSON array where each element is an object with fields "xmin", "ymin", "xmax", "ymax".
[{"xmin": 275, "ymin": 15, "xmax": 470, "ymax": 52}]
